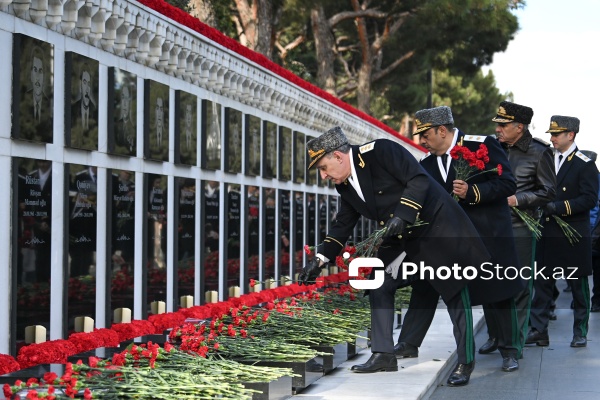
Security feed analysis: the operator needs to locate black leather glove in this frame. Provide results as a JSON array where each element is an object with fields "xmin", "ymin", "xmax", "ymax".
[
  {"xmin": 298, "ymin": 257, "xmax": 324, "ymax": 285},
  {"xmin": 544, "ymin": 202, "xmax": 557, "ymax": 216},
  {"xmin": 384, "ymin": 216, "xmax": 406, "ymax": 238}
]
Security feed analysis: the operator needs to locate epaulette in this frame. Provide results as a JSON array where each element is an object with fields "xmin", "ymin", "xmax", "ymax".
[
  {"xmin": 532, "ymin": 137, "xmax": 552, "ymax": 147},
  {"xmin": 575, "ymin": 151, "xmax": 592, "ymax": 163},
  {"xmin": 359, "ymin": 141, "xmax": 375, "ymax": 154},
  {"xmin": 463, "ymin": 135, "xmax": 487, "ymax": 143}
]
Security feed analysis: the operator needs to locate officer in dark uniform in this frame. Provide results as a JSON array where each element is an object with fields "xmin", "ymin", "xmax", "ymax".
[
  {"xmin": 299, "ymin": 127, "xmax": 491, "ymax": 386},
  {"xmin": 489, "ymin": 101, "xmax": 556, "ymax": 358},
  {"xmin": 396, "ymin": 106, "xmax": 525, "ymax": 372},
  {"xmin": 528, "ymin": 116, "xmax": 599, "ymax": 347}
]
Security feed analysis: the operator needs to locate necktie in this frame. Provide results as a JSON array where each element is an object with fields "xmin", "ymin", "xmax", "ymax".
[
  {"xmin": 559, "ymin": 154, "xmax": 563, "ymax": 163},
  {"xmin": 440, "ymin": 154, "xmax": 449, "ymax": 172}
]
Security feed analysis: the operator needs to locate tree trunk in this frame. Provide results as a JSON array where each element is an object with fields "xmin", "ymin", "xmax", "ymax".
[
  {"xmin": 189, "ymin": 0, "xmax": 217, "ymax": 28},
  {"xmin": 255, "ymin": 0, "xmax": 274, "ymax": 59},
  {"xmin": 356, "ymin": 61, "xmax": 372, "ymax": 114},
  {"xmin": 311, "ymin": 6, "xmax": 336, "ymax": 96},
  {"xmin": 351, "ymin": 0, "xmax": 371, "ymax": 113},
  {"xmin": 234, "ymin": 0, "xmax": 257, "ymax": 49}
]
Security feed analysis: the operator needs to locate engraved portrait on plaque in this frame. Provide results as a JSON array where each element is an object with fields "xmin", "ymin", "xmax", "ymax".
[
  {"xmin": 109, "ymin": 68, "xmax": 137, "ymax": 156},
  {"xmin": 65, "ymin": 53, "xmax": 99, "ymax": 150},
  {"xmin": 12, "ymin": 35, "xmax": 54, "ymax": 143}
]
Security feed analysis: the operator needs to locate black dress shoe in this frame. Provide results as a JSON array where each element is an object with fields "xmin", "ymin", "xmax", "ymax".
[
  {"xmin": 501, "ymin": 356, "xmax": 519, "ymax": 372},
  {"xmin": 447, "ymin": 362, "xmax": 474, "ymax": 386},
  {"xmin": 351, "ymin": 352, "xmax": 398, "ymax": 373},
  {"xmin": 570, "ymin": 335, "xmax": 587, "ymax": 347},
  {"xmin": 525, "ymin": 329, "xmax": 549, "ymax": 346},
  {"xmin": 478, "ymin": 337, "xmax": 498, "ymax": 354},
  {"xmin": 591, "ymin": 303, "xmax": 600, "ymax": 313},
  {"xmin": 394, "ymin": 342, "xmax": 418, "ymax": 358},
  {"xmin": 548, "ymin": 310, "xmax": 557, "ymax": 320}
]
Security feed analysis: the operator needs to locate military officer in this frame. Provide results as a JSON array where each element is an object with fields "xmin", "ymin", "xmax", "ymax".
[
  {"xmin": 299, "ymin": 126, "xmax": 491, "ymax": 386},
  {"xmin": 396, "ymin": 106, "xmax": 525, "ymax": 372},
  {"xmin": 528, "ymin": 116, "xmax": 599, "ymax": 347}
]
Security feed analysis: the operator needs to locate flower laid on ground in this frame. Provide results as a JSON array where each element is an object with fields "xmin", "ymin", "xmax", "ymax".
[
  {"xmin": 4, "ymin": 343, "xmax": 294, "ymax": 399},
  {"xmin": 553, "ymin": 215, "xmax": 582, "ymax": 245},
  {"xmin": 511, "ymin": 207, "xmax": 543, "ymax": 240},
  {"xmin": 450, "ymin": 143, "xmax": 503, "ymax": 200}
]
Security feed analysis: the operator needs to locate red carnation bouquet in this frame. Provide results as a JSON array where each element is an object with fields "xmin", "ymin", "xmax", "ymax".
[{"xmin": 450, "ymin": 143, "xmax": 502, "ymax": 183}]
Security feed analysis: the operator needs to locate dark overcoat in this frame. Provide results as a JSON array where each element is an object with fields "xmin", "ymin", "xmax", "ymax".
[
  {"xmin": 536, "ymin": 148, "xmax": 599, "ymax": 276},
  {"xmin": 320, "ymin": 139, "xmax": 491, "ymax": 302},
  {"xmin": 420, "ymin": 131, "xmax": 526, "ymax": 303}
]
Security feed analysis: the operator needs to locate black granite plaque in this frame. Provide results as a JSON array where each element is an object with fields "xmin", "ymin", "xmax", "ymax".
[
  {"xmin": 224, "ymin": 108, "xmax": 242, "ymax": 174},
  {"xmin": 278, "ymin": 127, "xmax": 292, "ymax": 181},
  {"xmin": 11, "ymin": 35, "xmax": 54, "ymax": 144},
  {"xmin": 109, "ymin": 169, "xmax": 135, "ymax": 313},
  {"xmin": 263, "ymin": 188, "xmax": 276, "ymax": 279},
  {"xmin": 176, "ymin": 91, "xmax": 198, "ymax": 166},
  {"xmin": 246, "ymin": 185, "xmax": 260, "ymax": 289},
  {"xmin": 145, "ymin": 174, "xmax": 168, "ymax": 311},
  {"xmin": 13, "ymin": 158, "xmax": 53, "ymax": 347},
  {"xmin": 108, "ymin": 68, "xmax": 137, "ymax": 156},
  {"xmin": 293, "ymin": 131, "xmax": 305, "ymax": 183},
  {"xmin": 144, "ymin": 80, "xmax": 170, "ymax": 162},
  {"xmin": 245, "ymin": 115, "xmax": 261, "ymax": 176},
  {"xmin": 279, "ymin": 190, "xmax": 291, "ymax": 277},
  {"xmin": 177, "ymin": 177, "xmax": 196, "ymax": 300},
  {"xmin": 263, "ymin": 121, "xmax": 277, "ymax": 179},
  {"xmin": 65, "ymin": 53, "xmax": 99, "ymax": 150},
  {"xmin": 225, "ymin": 183, "xmax": 241, "ymax": 292},
  {"xmin": 201, "ymin": 100, "xmax": 222, "ymax": 170},
  {"xmin": 202, "ymin": 180, "xmax": 220, "ymax": 293}
]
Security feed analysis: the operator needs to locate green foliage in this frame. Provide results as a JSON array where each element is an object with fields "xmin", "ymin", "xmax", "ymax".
[
  {"xmin": 194, "ymin": 0, "xmax": 524, "ymax": 129},
  {"xmin": 165, "ymin": 0, "xmax": 191, "ymax": 13}
]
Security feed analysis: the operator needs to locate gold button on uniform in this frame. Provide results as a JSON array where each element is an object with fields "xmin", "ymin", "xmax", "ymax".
[
  {"xmin": 378, "ymin": 191, "xmax": 383, "ymax": 194},
  {"xmin": 390, "ymin": 214, "xmax": 394, "ymax": 218},
  {"xmin": 562, "ymin": 187, "xmax": 566, "ymax": 192},
  {"xmin": 380, "ymin": 221, "xmax": 385, "ymax": 226}
]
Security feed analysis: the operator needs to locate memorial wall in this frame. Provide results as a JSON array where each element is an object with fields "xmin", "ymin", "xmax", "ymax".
[{"xmin": 0, "ymin": 0, "xmax": 424, "ymax": 355}]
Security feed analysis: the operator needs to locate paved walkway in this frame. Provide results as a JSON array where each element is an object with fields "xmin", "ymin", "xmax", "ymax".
[{"xmin": 293, "ymin": 279, "xmax": 600, "ymax": 400}]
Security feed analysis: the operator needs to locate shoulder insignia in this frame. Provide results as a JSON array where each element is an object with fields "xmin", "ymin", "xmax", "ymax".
[
  {"xmin": 359, "ymin": 142, "xmax": 375, "ymax": 154},
  {"xmin": 463, "ymin": 135, "xmax": 487, "ymax": 143},
  {"xmin": 575, "ymin": 151, "xmax": 592, "ymax": 162},
  {"xmin": 532, "ymin": 137, "xmax": 551, "ymax": 146}
]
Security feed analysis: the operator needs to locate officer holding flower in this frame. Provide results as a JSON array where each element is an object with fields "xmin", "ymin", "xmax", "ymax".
[{"xmin": 397, "ymin": 106, "xmax": 525, "ymax": 374}]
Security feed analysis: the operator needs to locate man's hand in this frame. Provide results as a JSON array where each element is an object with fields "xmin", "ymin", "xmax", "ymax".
[
  {"xmin": 298, "ymin": 257, "xmax": 324, "ymax": 285},
  {"xmin": 384, "ymin": 216, "xmax": 406, "ymax": 238},
  {"xmin": 452, "ymin": 180, "xmax": 468, "ymax": 200},
  {"xmin": 544, "ymin": 202, "xmax": 556, "ymax": 216},
  {"xmin": 507, "ymin": 195, "xmax": 518, "ymax": 207}
]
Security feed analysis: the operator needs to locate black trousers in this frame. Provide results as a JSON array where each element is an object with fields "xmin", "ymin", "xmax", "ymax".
[
  {"xmin": 382, "ymin": 279, "xmax": 475, "ymax": 364},
  {"xmin": 530, "ymin": 275, "xmax": 591, "ymax": 337},
  {"xmin": 401, "ymin": 280, "xmax": 518, "ymax": 359}
]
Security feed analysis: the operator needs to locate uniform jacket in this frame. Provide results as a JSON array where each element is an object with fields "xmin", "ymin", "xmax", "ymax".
[
  {"xmin": 536, "ymin": 148, "xmax": 600, "ymax": 276},
  {"xmin": 320, "ymin": 139, "xmax": 490, "ymax": 302},
  {"xmin": 500, "ymin": 131, "xmax": 556, "ymax": 226},
  {"xmin": 420, "ymin": 130, "xmax": 525, "ymax": 302}
]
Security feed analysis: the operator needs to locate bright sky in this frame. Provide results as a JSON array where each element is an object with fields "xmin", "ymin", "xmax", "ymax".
[{"xmin": 482, "ymin": 0, "xmax": 600, "ymax": 168}]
